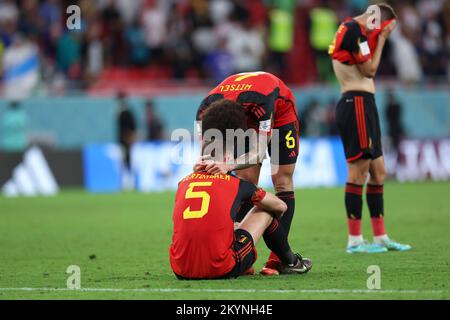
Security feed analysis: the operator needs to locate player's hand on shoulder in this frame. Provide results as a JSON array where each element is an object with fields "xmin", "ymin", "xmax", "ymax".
[{"xmin": 380, "ymin": 20, "xmax": 396, "ymax": 39}]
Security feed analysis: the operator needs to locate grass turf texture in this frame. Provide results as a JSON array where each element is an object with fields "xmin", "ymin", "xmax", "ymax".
[{"xmin": 0, "ymin": 181, "xmax": 449, "ymax": 300}]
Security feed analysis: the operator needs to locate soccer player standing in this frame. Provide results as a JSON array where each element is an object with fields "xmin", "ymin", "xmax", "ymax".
[
  {"xmin": 329, "ymin": 3, "xmax": 411, "ymax": 253},
  {"xmin": 195, "ymin": 71, "xmax": 300, "ymax": 275}
]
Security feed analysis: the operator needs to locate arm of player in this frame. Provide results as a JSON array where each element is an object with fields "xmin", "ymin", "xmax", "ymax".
[
  {"xmin": 252, "ymin": 188, "xmax": 287, "ymax": 218},
  {"xmin": 357, "ymin": 20, "xmax": 396, "ymax": 78},
  {"xmin": 201, "ymin": 132, "xmax": 271, "ymax": 174},
  {"xmin": 199, "ymin": 155, "xmax": 259, "ymax": 174},
  {"xmin": 203, "ymin": 134, "xmax": 270, "ymax": 174},
  {"xmin": 232, "ymin": 131, "xmax": 270, "ymax": 171},
  {"xmin": 201, "ymin": 117, "xmax": 273, "ymax": 174},
  {"xmin": 228, "ymin": 114, "xmax": 273, "ymax": 171}
]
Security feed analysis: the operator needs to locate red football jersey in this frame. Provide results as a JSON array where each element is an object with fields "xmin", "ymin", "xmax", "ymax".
[
  {"xmin": 329, "ymin": 18, "xmax": 371, "ymax": 65},
  {"xmin": 196, "ymin": 72, "xmax": 298, "ymax": 133},
  {"xmin": 169, "ymin": 172, "xmax": 262, "ymax": 279}
]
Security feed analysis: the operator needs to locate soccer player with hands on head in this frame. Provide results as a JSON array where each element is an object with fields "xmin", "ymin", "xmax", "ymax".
[{"xmin": 329, "ymin": 3, "xmax": 411, "ymax": 253}]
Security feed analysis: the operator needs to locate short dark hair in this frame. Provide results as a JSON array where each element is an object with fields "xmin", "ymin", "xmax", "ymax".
[
  {"xmin": 378, "ymin": 3, "xmax": 397, "ymax": 21},
  {"xmin": 201, "ymin": 99, "xmax": 247, "ymax": 136},
  {"xmin": 200, "ymin": 99, "xmax": 247, "ymax": 157}
]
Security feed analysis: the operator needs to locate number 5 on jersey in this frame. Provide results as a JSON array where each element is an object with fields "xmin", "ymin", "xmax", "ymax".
[{"xmin": 183, "ymin": 182, "xmax": 212, "ymax": 219}]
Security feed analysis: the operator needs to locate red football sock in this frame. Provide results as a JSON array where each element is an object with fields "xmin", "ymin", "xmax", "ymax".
[
  {"xmin": 268, "ymin": 251, "xmax": 281, "ymax": 263},
  {"xmin": 371, "ymin": 216, "xmax": 386, "ymax": 236},
  {"xmin": 348, "ymin": 218, "xmax": 362, "ymax": 236},
  {"xmin": 366, "ymin": 184, "xmax": 386, "ymax": 236}
]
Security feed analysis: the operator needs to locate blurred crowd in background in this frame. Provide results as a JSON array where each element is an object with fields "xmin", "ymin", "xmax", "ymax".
[
  {"xmin": 0, "ymin": 0, "xmax": 449, "ymax": 153},
  {"xmin": 0, "ymin": 0, "xmax": 449, "ymax": 98}
]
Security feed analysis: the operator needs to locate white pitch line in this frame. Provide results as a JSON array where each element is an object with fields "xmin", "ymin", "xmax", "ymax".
[{"xmin": 0, "ymin": 288, "xmax": 445, "ymax": 294}]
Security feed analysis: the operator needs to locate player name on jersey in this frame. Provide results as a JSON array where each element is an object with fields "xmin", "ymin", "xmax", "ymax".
[
  {"xmin": 181, "ymin": 173, "xmax": 231, "ymax": 182},
  {"xmin": 219, "ymin": 83, "xmax": 253, "ymax": 92}
]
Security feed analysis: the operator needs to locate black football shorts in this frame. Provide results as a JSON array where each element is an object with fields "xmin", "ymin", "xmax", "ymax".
[
  {"xmin": 236, "ymin": 121, "xmax": 299, "ymax": 166},
  {"xmin": 226, "ymin": 229, "xmax": 257, "ymax": 278},
  {"xmin": 336, "ymin": 91, "xmax": 383, "ymax": 162},
  {"xmin": 268, "ymin": 121, "xmax": 300, "ymax": 165},
  {"xmin": 174, "ymin": 229, "xmax": 256, "ymax": 280}
]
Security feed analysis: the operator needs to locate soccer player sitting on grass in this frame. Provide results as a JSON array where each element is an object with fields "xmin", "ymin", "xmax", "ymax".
[{"xmin": 169, "ymin": 100, "xmax": 312, "ymax": 279}]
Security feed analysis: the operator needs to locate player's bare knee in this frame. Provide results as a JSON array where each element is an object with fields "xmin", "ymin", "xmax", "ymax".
[
  {"xmin": 238, "ymin": 172, "xmax": 258, "ymax": 185},
  {"xmin": 370, "ymin": 168, "xmax": 387, "ymax": 185},
  {"xmin": 347, "ymin": 176, "xmax": 366, "ymax": 185},
  {"xmin": 272, "ymin": 174, "xmax": 293, "ymax": 193},
  {"xmin": 347, "ymin": 159, "xmax": 370, "ymax": 185},
  {"xmin": 347, "ymin": 169, "xmax": 369, "ymax": 185}
]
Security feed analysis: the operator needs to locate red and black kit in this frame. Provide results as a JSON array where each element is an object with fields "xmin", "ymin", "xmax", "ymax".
[
  {"xmin": 169, "ymin": 172, "xmax": 266, "ymax": 280},
  {"xmin": 336, "ymin": 91, "xmax": 383, "ymax": 162},
  {"xmin": 330, "ymin": 18, "xmax": 371, "ymax": 65},
  {"xmin": 196, "ymin": 72, "xmax": 300, "ymax": 165},
  {"xmin": 330, "ymin": 20, "xmax": 383, "ymax": 162}
]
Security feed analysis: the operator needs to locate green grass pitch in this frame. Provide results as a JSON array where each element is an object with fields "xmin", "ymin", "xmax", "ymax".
[{"xmin": 1, "ymin": 181, "xmax": 449, "ymax": 300}]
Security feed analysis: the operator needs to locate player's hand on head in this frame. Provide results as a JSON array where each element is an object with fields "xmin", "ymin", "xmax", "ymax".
[
  {"xmin": 380, "ymin": 20, "xmax": 396, "ymax": 39},
  {"xmin": 205, "ymin": 161, "xmax": 234, "ymax": 175},
  {"xmin": 193, "ymin": 163, "xmax": 206, "ymax": 172},
  {"xmin": 193, "ymin": 156, "xmax": 208, "ymax": 172},
  {"xmin": 193, "ymin": 155, "xmax": 218, "ymax": 172}
]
